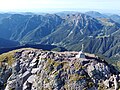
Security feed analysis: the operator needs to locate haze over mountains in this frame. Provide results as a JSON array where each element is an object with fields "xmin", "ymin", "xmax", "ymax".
[{"xmin": 0, "ymin": 11, "xmax": 120, "ymax": 59}]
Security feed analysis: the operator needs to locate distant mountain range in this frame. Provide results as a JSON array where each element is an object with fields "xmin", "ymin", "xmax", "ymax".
[{"xmin": 0, "ymin": 11, "xmax": 120, "ymax": 59}]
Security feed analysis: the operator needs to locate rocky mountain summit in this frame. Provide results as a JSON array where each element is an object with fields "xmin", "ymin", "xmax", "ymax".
[{"xmin": 0, "ymin": 48, "xmax": 120, "ymax": 90}]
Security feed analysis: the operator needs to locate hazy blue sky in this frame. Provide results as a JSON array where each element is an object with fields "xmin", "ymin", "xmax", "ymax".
[{"xmin": 0, "ymin": 0, "xmax": 120, "ymax": 13}]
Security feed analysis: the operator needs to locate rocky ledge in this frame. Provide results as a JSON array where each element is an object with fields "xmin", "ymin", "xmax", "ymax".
[{"xmin": 0, "ymin": 48, "xmax": 120, "ymax": 90}]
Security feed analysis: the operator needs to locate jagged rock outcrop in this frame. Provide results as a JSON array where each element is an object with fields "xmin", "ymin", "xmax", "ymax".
[{"xmin": 0, "ymin": 48, "xmax": 120, "ymax": 90}]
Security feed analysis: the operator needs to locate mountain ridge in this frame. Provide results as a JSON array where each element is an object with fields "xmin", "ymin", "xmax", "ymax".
[{"xmin": 0, "ymin": 12, "xmax": 119, "ymax": 59}]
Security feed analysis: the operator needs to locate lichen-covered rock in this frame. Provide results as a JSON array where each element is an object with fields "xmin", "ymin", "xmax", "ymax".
[{"xmin": 0, "ymin": 48, "xmax": 120, "ymax": 90}]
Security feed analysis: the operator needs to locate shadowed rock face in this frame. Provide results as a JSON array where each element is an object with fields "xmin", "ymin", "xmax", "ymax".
[
  {"xmin": 0, "ymin": 48, "xmax": 120, "ymax": 90},
  {"xmin": 0, "ymin": 38, "xmax": 19, "ymax": 48}
]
